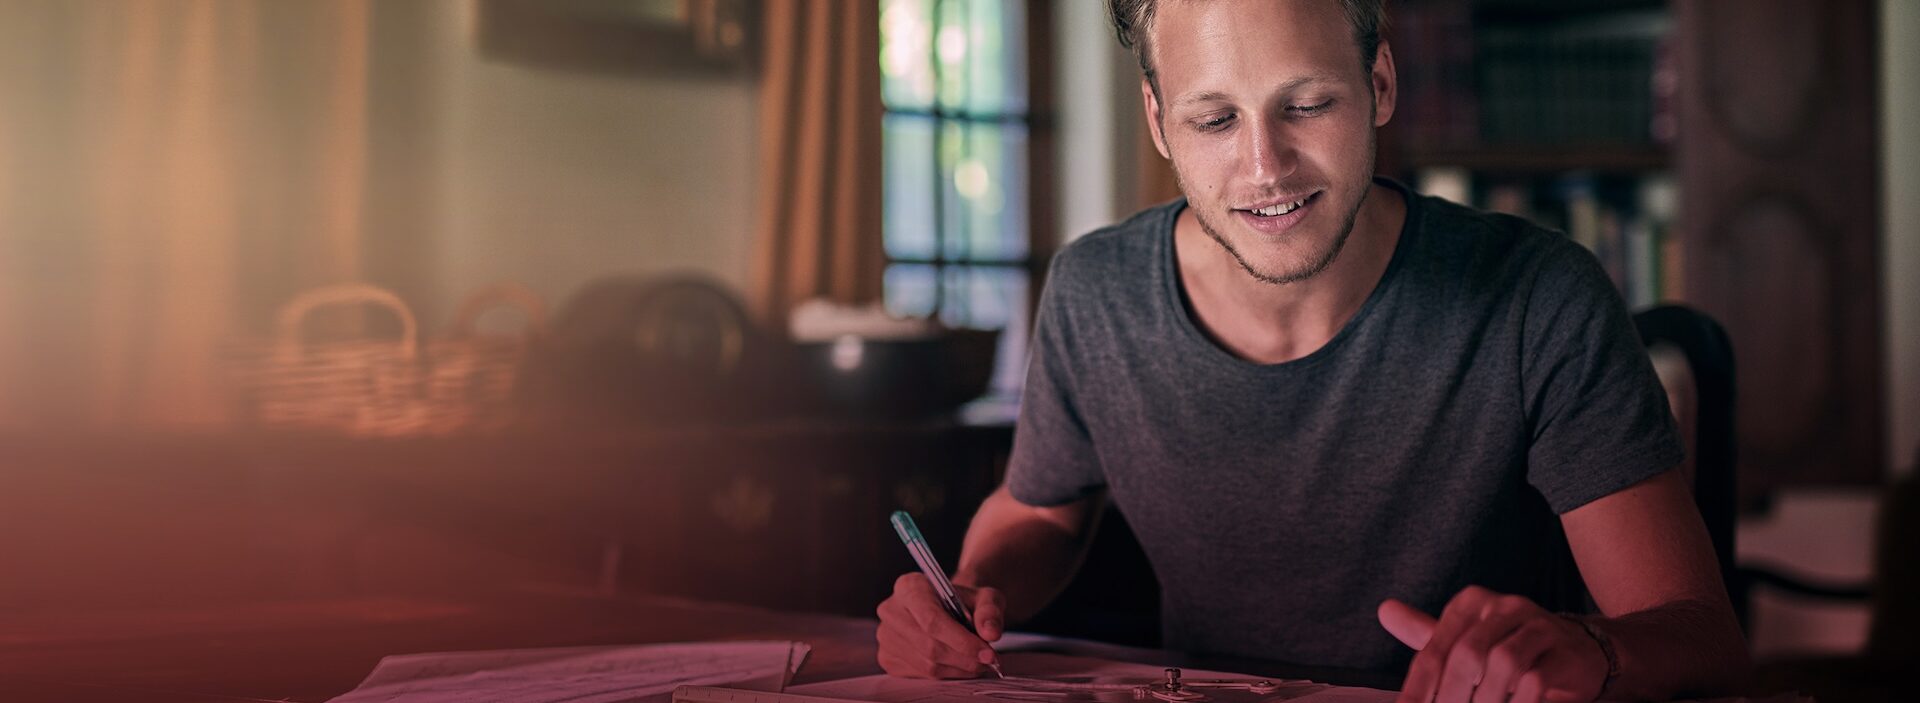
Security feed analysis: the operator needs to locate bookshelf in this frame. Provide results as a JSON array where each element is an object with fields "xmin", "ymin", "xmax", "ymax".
[{"xmin": 1379, "ymin": 0, "xmax": 1677, "ymax": 309}]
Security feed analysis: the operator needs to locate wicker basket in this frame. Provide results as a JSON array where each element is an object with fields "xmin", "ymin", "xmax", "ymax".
[
  {"xmin": 420, "ymin": 282, "xmax": 547, "ymax": 433},
  {"xmin": 245, "ymin": 283, "xmax": 431, "ymax": 437}
]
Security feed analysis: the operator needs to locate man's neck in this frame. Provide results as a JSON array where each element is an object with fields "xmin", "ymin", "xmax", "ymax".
[{"xmin": 1174, "ymin": 180, "xmax": 1408, "ymax": 365}]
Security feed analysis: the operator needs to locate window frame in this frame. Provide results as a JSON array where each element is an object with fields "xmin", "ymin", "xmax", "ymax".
[{"xmin": 879, "ymin": 0, "xmax": 1053, "ymax": 398}]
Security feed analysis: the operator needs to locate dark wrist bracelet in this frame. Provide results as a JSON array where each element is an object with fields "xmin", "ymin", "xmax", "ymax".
[{"xmin": 1561, "ymin": 614, "xmax": 1619, "ymax": 696}]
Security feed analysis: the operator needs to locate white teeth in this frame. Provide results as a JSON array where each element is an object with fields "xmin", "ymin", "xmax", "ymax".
[{"xmin": 1252, "ymin": 197, "xmax": 1308, "ymax": 217}]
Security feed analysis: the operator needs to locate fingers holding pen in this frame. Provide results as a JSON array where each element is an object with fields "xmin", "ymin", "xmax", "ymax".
[
  {"xmin": 877, "ymin": 573, "xmax": 997, "ymax": 678},
  {"xmin": 880, "ymin": 511, "xmax": 1006, "ymax": 679},
  {"xmin": 876, "ymin": 610, "xmax": 990, "ymax": 677}
]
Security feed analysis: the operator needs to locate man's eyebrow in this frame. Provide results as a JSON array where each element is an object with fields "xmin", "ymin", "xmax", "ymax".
[
  {"xmin": 1174, "ymin": 90, "xmax": 1233, "ymax": 107},
  {"xmin": 1172, "ymin": 73, "xmax": 1344, "ymax": 108}
]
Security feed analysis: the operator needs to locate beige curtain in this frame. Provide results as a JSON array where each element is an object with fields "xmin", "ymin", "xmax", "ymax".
[
  {"xmin": 748, "ymin": 0, "xmax": 886, "ymax": 325},
  {"xmin": 0, "ymin": 0, "xmax": 372, "ymax": 431}
]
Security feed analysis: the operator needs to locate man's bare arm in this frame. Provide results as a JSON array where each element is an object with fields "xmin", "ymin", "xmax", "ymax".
[
  {"xmin": 1561, "ymin": 468, "xmax": 1751, "ymax": 699},
  {"xmin": 953, "ymin": 485, "xmax": 1106, "ymax": 624}
]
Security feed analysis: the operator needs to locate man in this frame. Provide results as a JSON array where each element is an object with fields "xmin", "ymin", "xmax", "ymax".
[{"xmin": 875, "ymin": 1, "xmax": 1750, "ymax": 701}]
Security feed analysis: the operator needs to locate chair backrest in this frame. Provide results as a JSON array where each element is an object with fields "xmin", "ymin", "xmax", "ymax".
[{"xmin": 1633, "ymin": 305, "xmax": 1744, "ymax": 627}]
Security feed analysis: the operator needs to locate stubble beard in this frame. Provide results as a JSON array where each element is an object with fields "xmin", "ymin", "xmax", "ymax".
[
  {"xmin": 1172, "ymin": 126, "xmax": 1377, "ymax": 287},
  {"xmin": 1189, "ymin": 186, "xmax": 1363, "ymax": 285}
]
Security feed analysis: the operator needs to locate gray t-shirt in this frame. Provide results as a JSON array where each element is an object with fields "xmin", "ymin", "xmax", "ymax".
[{"xmin": 1005, "ymin": 180, "xmax": 1684, "ymax": 670}]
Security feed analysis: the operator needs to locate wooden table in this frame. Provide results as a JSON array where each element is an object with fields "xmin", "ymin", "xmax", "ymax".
[
  {"xmin": 0, "ymin": 421, "xmax": 1011, "ymax": 618},
  {"xmin": 0, "ymin": 590, "xmax": 880, "ymax": 702},
  {"xmin": 0, "ymin": 589, "xmax": 1402, "ymax": 703}
]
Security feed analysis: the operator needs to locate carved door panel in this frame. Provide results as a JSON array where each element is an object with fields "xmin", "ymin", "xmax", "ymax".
[{"xmin": 1673, "ymin": 0, "xmax": 1883, "ymax": 498}]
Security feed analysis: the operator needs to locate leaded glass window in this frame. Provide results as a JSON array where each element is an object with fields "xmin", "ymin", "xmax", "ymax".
[{"xmin": 880, "ymin": 0, "xmax": 1033, "ymax": 399}]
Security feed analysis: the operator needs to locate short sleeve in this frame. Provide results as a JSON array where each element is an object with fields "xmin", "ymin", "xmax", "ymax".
[
  {"xmin": 1521, "ymin": 241, "xmax": 1686, "ymax": 514},
  {"xmin": 1004, "ymin": 254, "xmax": 1107, "ymax": 507}
]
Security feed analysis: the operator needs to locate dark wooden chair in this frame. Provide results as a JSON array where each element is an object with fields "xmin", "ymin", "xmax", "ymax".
[
  {"xmin": 1638, "ymin": 304, "xmax": 1890, "ymax": 627},
  {"xmin": 1743, "ymin": 449, "xmax": 1913, "ymax": 703},
  {"xmin": 1633, "ymin": 304, "xmax": 1747, "ymax": 624}
]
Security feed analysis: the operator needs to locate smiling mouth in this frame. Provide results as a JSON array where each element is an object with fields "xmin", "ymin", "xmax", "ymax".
[
  {"xmin": 1237, "ymin": 191, "xmax": 1321, "ymax": 218},
  {"xmin": 1247, "ymin": 196, "xmax": 1311, "ymax": 216}
]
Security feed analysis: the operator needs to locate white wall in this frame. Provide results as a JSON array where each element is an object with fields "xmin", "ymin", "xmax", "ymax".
[
  {"xmin": 1884, "ymin": 0, "xmax": 1919, "ymax": 477},
  {"xmin": 413, "ymin": 1, "xmax": 761, "ymax": 324},
  {"xmin": 1053, "ymin": 0, "xmax": 1147, "ymax": 244}
]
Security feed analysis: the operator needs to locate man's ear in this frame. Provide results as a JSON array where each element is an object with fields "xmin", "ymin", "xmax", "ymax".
[
  {"xmin": 1141, "ymin": 78, "xmax": 1171, "ymax": 160},
  {"xmin": 1370, "ymin": 41, "xmax": 1398, "ymax": 128}
]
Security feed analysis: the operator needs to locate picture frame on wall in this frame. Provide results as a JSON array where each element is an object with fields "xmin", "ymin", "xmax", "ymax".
[{"xmin": 476, "ymin": 0, "xmax": 757, "ymax": 76}]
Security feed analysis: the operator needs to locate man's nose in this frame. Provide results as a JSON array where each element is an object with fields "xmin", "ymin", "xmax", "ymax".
[{"xmin": 1243, "ymin": 118, "xmax": 1299, "ymax": 186}]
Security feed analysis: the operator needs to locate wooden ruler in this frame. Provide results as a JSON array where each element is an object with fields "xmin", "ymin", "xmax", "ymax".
[{"xmin": 673, "ymin": 686, "xmax": 878, "ymax": 703}]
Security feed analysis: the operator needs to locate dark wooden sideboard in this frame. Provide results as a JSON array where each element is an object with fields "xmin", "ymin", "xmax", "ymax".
[{"xmin": 0, "ymin": 417, "xmax": 1012, "ymax": 618}]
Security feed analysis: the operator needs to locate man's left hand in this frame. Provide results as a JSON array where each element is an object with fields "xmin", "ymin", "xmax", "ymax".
[{"xmin": 1378, "ymin": 586, "xmax": 1608, "ymax": 703}]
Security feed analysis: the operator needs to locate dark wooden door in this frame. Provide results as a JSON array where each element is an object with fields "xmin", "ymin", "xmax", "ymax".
[{"xmin": 1673, "ymin": 0, "xmax": 1884, "ymax": 499}]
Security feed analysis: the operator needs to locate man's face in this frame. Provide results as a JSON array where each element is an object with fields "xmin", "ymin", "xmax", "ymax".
[{"xmin": 1144, "ymin": 0, "xmax": 1395, "ymax": 285}]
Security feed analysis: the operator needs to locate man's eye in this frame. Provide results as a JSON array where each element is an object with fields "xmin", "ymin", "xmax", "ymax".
[
  {"xmin": 1289, "ymin": 99, "xmax": 1335, "ymax": 115},
  {"xmin": 1194, "ymin": 114, "xmax": 1235, "ymax": 132}
]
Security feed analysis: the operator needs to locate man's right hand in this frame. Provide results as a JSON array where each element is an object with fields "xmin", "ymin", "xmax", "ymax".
[{"xmin": 875, "ymin": 573, "xmax": 1006, "ymax": 678}]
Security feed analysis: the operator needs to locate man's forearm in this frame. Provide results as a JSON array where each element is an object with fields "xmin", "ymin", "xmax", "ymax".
[
  {"xmin": 1586, "ymin": 597, "xmax": 1752, "ymax": 700},
  {"xmin": 951, "ymin": 487, "xmax": 1102, "ymax": 624}
]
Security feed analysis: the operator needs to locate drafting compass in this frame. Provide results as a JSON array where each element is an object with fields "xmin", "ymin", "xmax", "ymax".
[{"xmin": 1134, "ymin": 668, "xmax": 1282, "ymax": 702}]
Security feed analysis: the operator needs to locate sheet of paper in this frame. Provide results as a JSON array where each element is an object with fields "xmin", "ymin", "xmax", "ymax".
[
  {"xmin": 328, "ymin": 640, "xmax": 811, "ymax": 703},
  {"xmin": 788, "ymin": 652, "xmax": 1393, "ymax": 703}
]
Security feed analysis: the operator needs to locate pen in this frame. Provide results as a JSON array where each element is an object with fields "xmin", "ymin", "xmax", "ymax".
[{"xmin": 888, "ymin": 510, "xmax": 1006, "ymax": 679}]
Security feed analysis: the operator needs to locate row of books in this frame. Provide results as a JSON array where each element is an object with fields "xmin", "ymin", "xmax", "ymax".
[
  {"xmin": 1558, "ymin": 174, "xmax": 1677, "ymax": 309},
  {"xmin": 1391, "ymin": 3, "xmax": 1672, "ymax": 148},
  {"xmin": 1477, "ymin": 29, "xmax": 1661, "ymax": 145}
]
